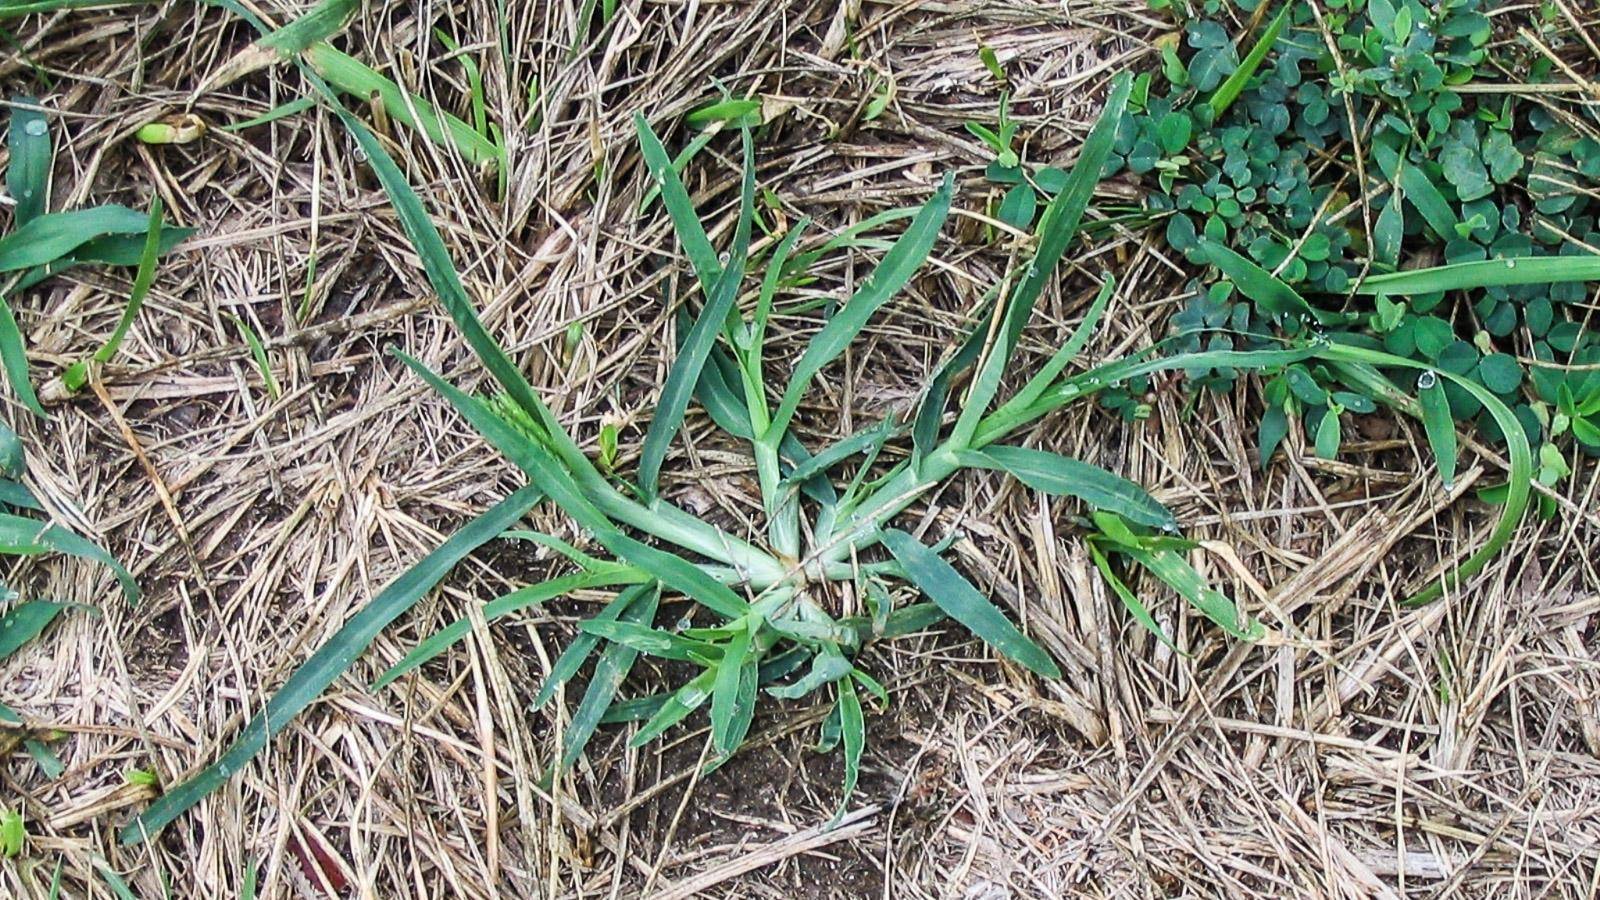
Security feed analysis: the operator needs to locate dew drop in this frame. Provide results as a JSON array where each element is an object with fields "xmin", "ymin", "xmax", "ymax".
[
  {"xmin": 1505, "ymin": 259, "xmax": 1517, "ymax": 269},
  {"xmin": 23, "ymin": 119, "xmax": 45, "ymax": 136},
  {"xmin": 1417, "ymin": 370, "xmax": 1437, "ymax": 390}
]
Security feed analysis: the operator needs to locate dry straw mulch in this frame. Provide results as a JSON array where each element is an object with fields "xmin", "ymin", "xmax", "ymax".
[{"xmin": 2, "ymin": 1, "xmax": 1599, "ymax": 897}]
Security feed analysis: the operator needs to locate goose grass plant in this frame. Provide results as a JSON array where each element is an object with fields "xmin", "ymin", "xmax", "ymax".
[{"xmin": 126, "ymin": 56, "xmax": 1533, "ymax": 837}]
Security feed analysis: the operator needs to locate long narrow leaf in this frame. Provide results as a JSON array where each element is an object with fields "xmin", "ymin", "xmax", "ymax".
[
  {"xmin": 1322, "ymin": 345, "xmax": 1530, "ymax": 605},
  {"xmin": 533, "ymin": 581, "xmax": 653, "ymax": 708},
  {"xmin": 991, "ymin": 276, "xmax": 1117, "ymax": 426},
  {"xmin": 836, "ymin": 677, "xmax": 864, "ymax": 815},
  {"xmin": 957, "ymin": 445, "xmax": 1178, "ymax": 531},
  {"xmin": 951, "ymin": 74, "xmax": 1131, "ymax": 444},
  {"xmin": 8, "ymin": 96, "xmax": 50, "ymax": 226},
  {"xmin": 0, "ymin": 514, "xmax": 136, "ymax": 602},
  {"xmin": 881, "ymin": 528, "xmax": 1060, "ymax": 678},
  {"xmin": 1086, "ymin": 543, "xmax": 1181, "ymax": 652},
  {"xmin": 1417, "ymin": 370, "xmax": 1457, "ymax": 489},
  {"xmin": 1209, "ymin": 6, "xmax": 1289, "ymax": 117},
  {"xmin": 1352, "ymin": 255, "xmax": 1600, "ymax": 295},
  {"xmin": 372, "ymin": 567, "xmax": 647, "ymax": 689},
  {"xmin": 1109, "ymin": 542, "xmax": 1263, "ymax": 640},
  {"xmin": 121, "ymin": 483, "xmax": 543, "ymax": 843},
  {"xmin": 635, "ymin": 114, "xmax": 720, "ymax": 294},
  {"xmin": 0, "ymin": 600, "xmax": 68, "ymax": 659},
  {"xmin": 766, "ymin": 174, "xmax": 954, "ymax": 442},
  {"xmin": 0, "ymin": 206, "xmax": 152, "ymax": 272},
  {"xmin": 711, "ymin": 619, "xmax": 751, "ymax": 754},
  {"xmin": 638, "ymin": 130, "xmax": 754, "ymax": 499},
  {"xmin": 559, "ymin": 583, "xmax": 660, "ymax": 770}
]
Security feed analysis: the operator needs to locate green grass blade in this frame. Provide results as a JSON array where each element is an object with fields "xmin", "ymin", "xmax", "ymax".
[
  {"xmin": 228, "ymin": 313, "xmax": 280, "ymax": 400},
  {"xmin": 302, "ymin": 44, "xmax": 497, "ymax": 167},
  {"xmin": 1417, "ymin": 370, "xmax": 1457, "ymax": 489},
  {"xmin": 579, "ymin": 620, "xmax": 717, "ymax": 660},
  {"xmin": 836, "ymin": 676, "xmax": 864, "ymax": 814},
  {"xmin": 372, "ymin": 568, "xmax": 645, "ymax": 689},
  {"xmin": 1397, "ymin": 164, "xmax": 1459, "ymax": 239},
  {"xmin": 0, "ymin": 0, "xmax": 140, "ymax": 18},
  {"xmin": 0, "ymin": 206, "xmax": 152, "ymax": 272},
  {"xmin": 0, "ymin": 600, "xmax": 68, "ymax": 659},
  {"xmin": 313, "ymin": 81, "xmax": 596, "ymax": 476},
  {"xmin": 7, "ymin": 96, "xmax": 49, "ymax": 226},
  {"xmin": 638, "ymin": 130, "xmax": 754, "ymax": 500},
  {"xmin": 15, "ymin": 225, "xmax": 194, "ymax": 294},
  {"xmin": 991, "ymin": 276, "xmax": 1117, "ymax": 425},
  {"xmin": 951, "ymin": 73, "xmax": 1131, "ymax": 445},
  {"xmin": 1109, "ymin": 542, "xmax": 1263, "ymax": 640},
  {"xmin": 61, "ymin": 198, "xmax": 165, "ymax": 395},
  {"xmin": 0, "ymin": 298, "xmax": 43, "ymax": 416},
  {"xmin": 1196, "ymin": 237, "xmax": 1346, "ymax": 324},
  {"xmin": 559, "ymin": 583, "xmax": 660, "ymax": 770},
  {"xmin": 1087, "ymin": 543, "xmax": 1181, "ymax": 653},
  {"xmin": 220, "ymin": 97, "xmax": 317, "ymax": 132},
  {"xmin": 781, "ymin": 419, "xmax": 896, "ymax": 488},
  {"xmin": 396, "ymin": 351, "xmax": 750, "ymax": 618},
  {"xmin": 256, "ymin": 0, "xmax": 356, "ymax": 53},
  {"xmin": 767, "ymin": 173, "xmax": 954, "ymax": 442},
  {"xmin": 0, "ymin": 479, "xmax": 42, "ymax": 511},
  {"xmin": 638, "ymin": 130, "xmax": 716, "ymax": 213},
  {"xmin": 121, "ymin": 483, "xmax": 543, "ymax": 843},
  {"xmin": 634, "ymin": 113, "xmax": 720, "ymax": 295},
  {"xmin": 631, "ymin": 667, "xmax": 715, "ymax": 746},
  {"xmin": 1351, "ymin": 254, "xmax": 1600, "ymax": 295},
  {"xmin": 957, "ymin": 445, "xmax": 1178, "ymax": 531},
  {"xmin": 1312, "ymin": 345, "xmax": 1531, "ymax": 605},
  {"xmin": 533, "ymin": 581, "xmax": 653, "ymax": 708},
  {"xmin": 913, "ymin": 297, "xmax": 996, "ymax": 462},
  {"xmin": 711, "ymin": 619, "xmax": 751, "ymax": 754},
  {"xmin": 881, "ymin": 528, "xmax": 1060, "ymax": 678},
  {"xmin": 0, "ymin": 513, "xmax": 136, "ymax": 602},
  {"xmin": 1209, "ymin": 5, "xmax": 1289, "ymax": 118}
]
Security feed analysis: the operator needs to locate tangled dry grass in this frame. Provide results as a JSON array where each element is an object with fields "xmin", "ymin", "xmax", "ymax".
[{"xmin": 2, "ymin": 1, "xmax": 1600, "ymax": 897}]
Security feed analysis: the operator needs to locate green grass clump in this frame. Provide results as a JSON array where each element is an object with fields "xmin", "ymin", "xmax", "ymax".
[
  {"xmin": 131, "ymin": 73, "xmax": 1299, "ymax": 837},
  {"xmin": 126, "ymin": 39, "xmax": 1536, "ymax": 834}
]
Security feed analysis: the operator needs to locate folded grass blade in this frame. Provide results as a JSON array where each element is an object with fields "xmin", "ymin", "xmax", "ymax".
[
  {"xmin": 958, "ymin": 445, "xmax": 1178, "ymax": 531},
  {"xmin": 397, "ymin": 351, "xmax": 750, "ymax": 617},
  {"xmin": 711, "ymin": 619, "xmax": 752, "ymax": 754},
  {"xmin": 836, "ymin": 676, "xmax": 864, "ymax": 815},
  {"xmin": 1108, "ymin": 542, "xmax": 1263, "ymax": 640},
  {"xmin": 1352, "ymin": 255, "xmax": 1600, "ymax": 295},
  {"xmin": 1087, "ymin": 543, "xmax": 1181, "ymax": 653},
  {"xmin": 0, "ymin": 600, "xmax": 68, "ymax": 659},
  {"xmin": 1209, "ymin": 5, "xmax": 1289, "ymax": 117},
  {"xmin": 1320, "ymin": 345, "xmax": 1530, "ymax": 605},
  {"xmin": 1417, "ymin": 371, "xmax": 1457, "ymax": 488},
  {"xmin": 631, "ymin": 667, "xmax": 715, "ymax": 746},
  {"xmin": 635, "ymin": 114, "xmax": 720, "ymax": 294},
  {"xmin": 881, "ymin": 528, "xmax": 1059, "ymax": 678},
  {"xmin": 122, "ymin": 484, "xmax": 543, "ymax": 842},
  {"xmin": 61, "ymin": 198, "xmax": 164, "ymax": 395},
  {"xmin": 7, "ymin": 96, "xmax": 49, "ymax": 226}
]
